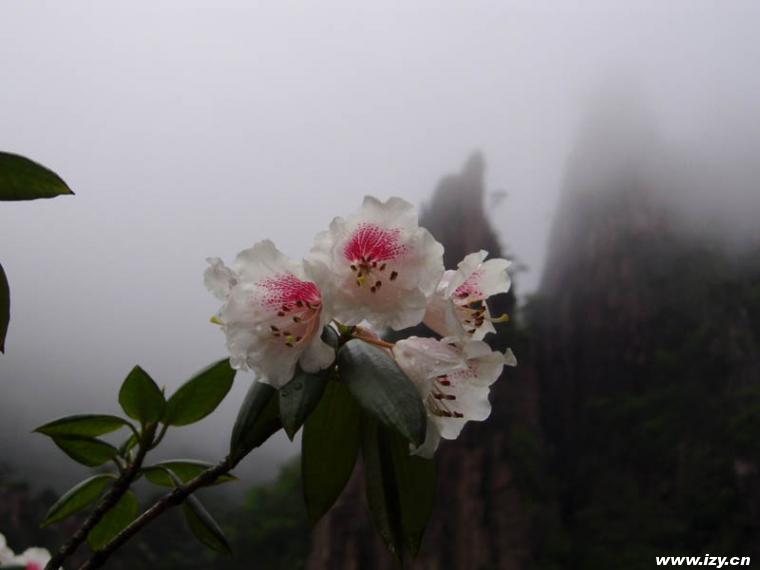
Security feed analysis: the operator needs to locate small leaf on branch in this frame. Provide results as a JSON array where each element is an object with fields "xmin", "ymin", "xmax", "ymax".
[
  {"xmin": 52, "ymin": 435, "xmax": 119, "ymax": 467},
  {"xmin": 0, "ymin": 262, "xmax": 8, "ymax": 353},
  {"xmin": 182, "ymin": 495, "xmax": 231, "ymax": 554},
  {"xmin": 339, "ymin": 339, "xmax": 427, "ymax": 446},
  {"xmin": 119, "ymin": 433, "xmax": 138, "ymax": 457},
  {"xmin": 164, "ymin": 359, "xmax": 236, "ymax": 426},
  {"xmin": 35, "ymin": 414, "xmax": 131, "ymax": 438},
  {"xmin": 87, "ymin": 491, "xmax": 140, "ymax": 551},
  {"xmin": 279, "ymin": 366, "xmax": 330, "ymax": 440},
  {"xmin": 361, "ymin": 415, "xmax": 436, "ymax": 560},
  {"xmin": 162, "ymin": 468, "xmax": 231, "ymax": 554},
  {"xmin": 142, "ymin": 460, "xmax": 236, "ymax": 487},
  {"xmin": 229, "ymin": 380, "xmax": 281, "ymax": 459},
  {"xmin": 42, "ymin": 474, "xmax": 116, "ymax": 527},
  {"xmin": 302, "ymin": 379, "xmax": 361, "ymax": 525},
  {"xmin": 118, "ymin": 365, "xmax": 165, "ymax": 425},
  {"xmin": 0, "ymin": 151, "xmax": 74, "ymax": 201}
]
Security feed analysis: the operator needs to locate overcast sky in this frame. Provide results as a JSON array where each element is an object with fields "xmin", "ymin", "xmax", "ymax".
[{"xmin": 1, "ymin": 1, "xmax": 759, "ymax": 489}]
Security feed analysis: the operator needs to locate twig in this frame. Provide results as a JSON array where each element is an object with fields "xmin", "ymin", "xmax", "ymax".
[
  {"xmin": 353, "ymin": 333, "xmax": 395, "ymax": 350},
  {"xmin": 77, "ymin": 456, "xmax": 235, "ymax": 569},
  {"xmin": 44, "ymin": 441, "xmax": 151, "ymax": 570}
]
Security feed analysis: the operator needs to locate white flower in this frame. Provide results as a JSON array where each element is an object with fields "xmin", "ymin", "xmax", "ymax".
[
  {"xmin": 9, "ymin": 547, "xmax": 52, "ymax": 570},
  {"xmin": 424, "ymin": 250, "xmax": 511, "ymax": 340},
  {"xmin": 204, "ymin": 239, "xmax": 335, "ymax": 387},
  {"xmin": 308, "ymin": 196, "xmax": 444, "ymax": 330},
  {"xmin": 392, "ymin": 336, "xmax": 516, "ymax": 458},
  {"xmin": 0, "ymin": 533, "xmax": 14, "ymax": 565}
]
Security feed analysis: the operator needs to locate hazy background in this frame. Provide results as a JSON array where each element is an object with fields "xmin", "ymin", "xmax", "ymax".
[{"xmin": 2, "ymin": 0, "xmax": 759, "ymax": 491}]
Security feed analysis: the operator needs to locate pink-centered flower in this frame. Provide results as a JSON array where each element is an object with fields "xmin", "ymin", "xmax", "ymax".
[
  {"xmin": 393, "ymin": 336, "xmax": 516, "ymax": 457},
  {"xmin": 204, "ymin": 239, "xmax": 334, "ymax": 387},
  {"xmin": 424, "ymin": 250, "xmax": 511, "ymax": 340},
  {"xmin": 308, "ymin": 196, "xmax": 444, "ymax": 330}
]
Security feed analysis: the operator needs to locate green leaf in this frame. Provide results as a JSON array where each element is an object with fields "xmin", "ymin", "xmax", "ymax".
[
  {"xmin": 182, "ymin": 494, "xmax": 231, "ymax": 553},
  {"xmin": 321, "ymin": 324, "xmax": 340, "ymax": 349},
  {"xmin": 161, "ymin": 468, "xmax": 231, "ymax": 554},
  {"xmin": 361, "ymin": 415, "xmax": 436, "ymax": 559},
  {"xmin": 164, "ymin": 359, "xmax": 236, "ymax": 426},
  {"xmin": 42, "ymin": 474, "xmax": 116, "ymax": 527},
  {"xmin": 387, "ymin": 428, "xmax": 436, "ymax": 556},
  {"xmin": 361, "ymin": 414, "xmax": 403, "ymax": 559},
  {"xmin": 302, "ymin": 380, "xmax": 361, "ymax": 525},
  {"xmin": 143, "ymin": 460, "xmax": 236, "ymax": 487},
  {"xmin": 35, "ymin": 414, "xmax": 131, "ymax": 438},
  {"xmin": 339, "ymin": 339, "xmax": 427, "ymax": 446},
  {"xmin": 87, "ymin": 491, "xmax": 139, "ymax": 551},
  {"xmin": 0, "ymin": 263, "xmax": 8, "ymax": 353},
  {"xmin": 279, "ymin": 366, "xmax": 330, "ymax": 440},
  {"xmin": 0, "ymin": 152, "xmax": 74, "ymax": 201},
  {"xmin": 119, "ymin": 434, "xmax": 138, "ymax": 457},
  {"xmin": 118, "ymin": 365, "xmax": 165, "ymax": 425},
  {"xmin": 52, "ymin": 436, "xmax": 119, "ymax": 467},
  {"xmin": 229, "ymin": 380, "xmax": 281, "ymax": 460}
]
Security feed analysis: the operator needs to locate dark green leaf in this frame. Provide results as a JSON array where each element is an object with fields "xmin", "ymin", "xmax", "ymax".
[
  {"xmin": 0, "ymin": 263, "xmax": 8, "ymax": 353},
  {"xmin": 143, "ymin": 460, "xmax": 236, "ymax": 487},
  {"xmin": 119, "ymin": 434, "xmax": 138, "ymax": 457},
  {"xmin": 302, "ymin": 380, "xmax": 361, "ymax": 525},
  {"xmin": 339, "ymin": 339, "xmax": 427, "ymax": 446},
  {"xmin": 118, "ymin": 366, "xmax": 165, "ymax": 425},
  {"xmin": 229, "ymin": 381, "xmax": 281, "ymax": 460},
  {"xmin": 387, "ymin": 427, "xmax": 436, "ymax": 556},
  {"xmin": 35, "ymin": 414, "xmax": 131, "ymax": 438},
  {"xmin": 182, "ymin": 495, "xmax": 231, "ymax": 553},
  {"xmin": 160, "ymin": 468, "xmax": 231, "ymax": 554},
  {"xmin": 164, "ymin": 359, "xmax": 236, "ymax": 426},
  {"xmin": 88, "ymin": 491, "xmax": 139, "ymax": 551},
  {"xmin": 42, "ymin": 474, "xmax": 116, "ymax": 527},
  {"xmin": 361, "ymin": 414, "xmax": 404, "ymax": 559},
  {"xmin": 321, "ymin": 324, "xmax": 340, "ymax": 349},
  {"xmin": 0, "ymin": 152, "xmax": 74, "ymax": 201},
  {"xmin": 52, "ymin": 436, "xmax": 119, "ymax": 467},
  {"xmin": 279, "ymin": 366, "xmax": 330, "ymax": 440},
  {"xmin": 361, "ymin": 415, "xmax": 436, "ymax": 559}
]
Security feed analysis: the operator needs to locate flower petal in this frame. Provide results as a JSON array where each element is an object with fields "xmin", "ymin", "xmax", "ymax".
[
  {"xmin": 410, "ymin": 418, "xmax": 442, "ymax": 458},
  {"xmin": 204, "ymin": 257, "xmax": 237, "ymax": 301},
  {"xmin": 300, "ymin": 336, "xmax": 335, "ymax": 373}
]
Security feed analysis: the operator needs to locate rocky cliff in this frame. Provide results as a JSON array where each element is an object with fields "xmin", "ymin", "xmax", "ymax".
[{"xmin": 307, "ymin": 111, "xmax": 760, "ymax": 568}]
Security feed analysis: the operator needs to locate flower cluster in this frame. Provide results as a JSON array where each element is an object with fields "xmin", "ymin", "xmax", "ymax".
[
  {"xmin": 0, "ymin": 533, "xmax": 52, "ymax": 570},
  {"xmin": 206, "ymin": 196, "xmax": 516, "ymax": 456}
]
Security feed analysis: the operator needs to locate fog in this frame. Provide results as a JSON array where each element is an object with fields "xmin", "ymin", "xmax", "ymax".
[{"xmin": 1, "ymin": 1, "xmax": 759, "ymax": 490}]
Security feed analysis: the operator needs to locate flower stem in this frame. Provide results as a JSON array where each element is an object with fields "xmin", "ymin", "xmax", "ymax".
[{"xmin": 354, "ymin": 334, "xmax": 395, "ymax": 350}]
